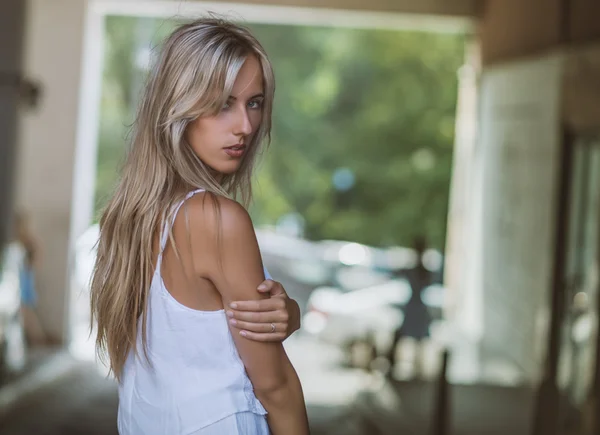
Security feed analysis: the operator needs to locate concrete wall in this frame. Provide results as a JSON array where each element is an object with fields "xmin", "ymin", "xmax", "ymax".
[
  {"xmin": 479, "ymin": 0, "xmax": 600, "ymax": 64},
  {"xmin": 104, "ymin": 0, "xmax": 479, "ymax": 17},
  {"xmin": 16, "ymin": 0, "xmax": 89, "ymax": 341},
  {"xmin": 477, "ymin": 54, "xmax": 563, "ymax": 382},
  {"xmin": 446, "ymin": 51, "xmax": 564, "ymax": 384},
  {"xmin": 569, "ymin": 0, "xmax": 600, "ymax": 44},
  {"xmin": 563, "ymin": 44, "xmax": 600, "ymax": 133},
  {"xmin": 223, "ymin": 0, "xmax": 479, "ymax": 15},
  {"xmin": 479, "ymin": 0, "xmax": 564, "ymax": 64}
]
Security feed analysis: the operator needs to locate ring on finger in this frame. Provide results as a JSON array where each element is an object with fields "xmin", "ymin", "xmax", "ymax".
[{"xmin": 270, "ymin": 323, "xmax": 276, "ymax": 333}]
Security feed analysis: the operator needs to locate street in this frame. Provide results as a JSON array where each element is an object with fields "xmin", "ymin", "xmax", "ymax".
[{"xmin": 0, "ymin": 333, "xmax": 381, "ymax": 435}]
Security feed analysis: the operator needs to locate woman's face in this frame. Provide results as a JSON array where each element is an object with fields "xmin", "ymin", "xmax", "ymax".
[{"xmin": 187, "ymin": 55, "xmax": 265, "ymax": 176}]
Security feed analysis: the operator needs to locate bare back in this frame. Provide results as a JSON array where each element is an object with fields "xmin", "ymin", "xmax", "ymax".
[{"xmin": 154, "ymin": 192, "xmax": 224, "ymax": 312}]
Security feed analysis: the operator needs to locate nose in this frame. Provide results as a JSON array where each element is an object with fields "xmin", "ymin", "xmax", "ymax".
[{"xmin": 234, "ymin": 107, "xmax": 252, "ymax": 137}]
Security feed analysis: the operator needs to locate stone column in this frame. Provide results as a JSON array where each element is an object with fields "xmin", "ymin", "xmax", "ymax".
[
  {"xmin": 16, "ymin": 0, "xmax": 100, "ymax": 342},
  {"xmin": 0, "ymin": 0, "xmax": 26, "ymax": 248}
]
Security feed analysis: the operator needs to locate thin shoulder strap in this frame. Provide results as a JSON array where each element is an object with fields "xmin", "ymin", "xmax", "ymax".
[{"xmin": 157, "ymin": 189, "xmax": 205, "ymax": 265}]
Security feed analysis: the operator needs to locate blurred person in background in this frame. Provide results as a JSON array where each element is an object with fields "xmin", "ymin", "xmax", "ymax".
[
  {"xmin": 14, "ymin": 211, "xmax": 48, "ymax": 346},
  {"xmin": 90, "ymin": 17, "xmax": 309, "ymax": 435},
  {"xmin": 386, "ymin": 235, "xmax": 433, "ymax": 379}
]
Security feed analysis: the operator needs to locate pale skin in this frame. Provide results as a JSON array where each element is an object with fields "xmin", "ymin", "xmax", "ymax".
[{"xmin": 160, "ymin": 54, "xmax": 309, "ymax": 434}]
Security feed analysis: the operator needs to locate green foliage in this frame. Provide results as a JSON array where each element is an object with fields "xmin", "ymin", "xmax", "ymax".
[
  {"xmin": 95, "ymin": 16, "xmax": 465, "ymax": 249},
  {"xmin": 249, "ymin": 24, "xmax": 464, "ymax": 248}
]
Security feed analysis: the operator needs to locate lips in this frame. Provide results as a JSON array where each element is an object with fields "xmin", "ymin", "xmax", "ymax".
[
  {"xmin": 225, "ymin": 144, "xmax": 245, "ymax": 150},
  {"xmin": 223, "ymin": 144, "xmax": 246, "ymax": 158}
]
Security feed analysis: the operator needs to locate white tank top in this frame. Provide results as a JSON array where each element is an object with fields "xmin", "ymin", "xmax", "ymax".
[{"xmin": 117, "ymin": 189, "xmax": 267, "ymax": 435}]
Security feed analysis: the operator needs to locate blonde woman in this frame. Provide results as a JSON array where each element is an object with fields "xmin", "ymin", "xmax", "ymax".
[
  {"xmin": 90, "ymin": 18, "xmax": 309, "ymax": 435},
  {"xmin": 14, "ymin": 210, "xmax": 48, "ymax": 346}
]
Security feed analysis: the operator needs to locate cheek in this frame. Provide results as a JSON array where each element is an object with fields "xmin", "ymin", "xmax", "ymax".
[
  {"xmin": 250, "ymin": 112, "xmax": 263, "ymax": 134},
  {"xmin": 187, "ymin": 120, "xmax": 211, "ymax": 152}
]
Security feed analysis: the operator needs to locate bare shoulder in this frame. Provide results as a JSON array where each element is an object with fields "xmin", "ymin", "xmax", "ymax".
[
  {"xmin": 183, "ymin": 191, "xmax": 264, "ymax": 294},
  {"xmin": 183, "ymin": 191, "xmax": 255, "ymax": 242}
]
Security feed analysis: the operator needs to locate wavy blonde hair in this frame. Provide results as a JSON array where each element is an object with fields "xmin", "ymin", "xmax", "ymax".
[{"xmin": 90, "ymin": 17, "xmax": 275, "ymax": 381}]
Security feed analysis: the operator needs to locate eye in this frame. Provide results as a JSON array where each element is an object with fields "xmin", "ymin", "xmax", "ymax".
[
  {"xmin": 221, "ymin": 101, "xmax": 231, "ymax": 111},
  {"xmin": 248, "ymin": 99, "xmax": 263, "ymax": 110}
]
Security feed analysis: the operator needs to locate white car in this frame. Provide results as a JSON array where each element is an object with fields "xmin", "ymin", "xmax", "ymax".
[
  {"xmin": 302, "ymin": 279, "xmax": 411, "ymax": 367},
  {"xmin": 303, "ymin": 277, "xmax": 447, "ymax": 369}
]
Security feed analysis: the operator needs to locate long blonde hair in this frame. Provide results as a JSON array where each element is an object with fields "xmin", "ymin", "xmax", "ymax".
[{"xmin": 90, "ymin": 17, "xmax": 275, "ymax": 381}]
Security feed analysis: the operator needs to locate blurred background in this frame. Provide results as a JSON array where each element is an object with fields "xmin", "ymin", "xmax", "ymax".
[{"xmin": 0, "ymin": 0, "xmax": 599, "ymax": 434}]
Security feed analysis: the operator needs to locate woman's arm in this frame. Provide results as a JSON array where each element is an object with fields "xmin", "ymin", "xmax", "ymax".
[
  {"xmin": 228, "ymin": 279, "xmax": 301, "ymax": 342},
  {"xmin": 189, "ymin": 195, "xmax": 309, "ymax": 435}
]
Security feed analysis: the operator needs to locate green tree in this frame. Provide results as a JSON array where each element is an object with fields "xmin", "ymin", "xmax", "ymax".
[{"xmin": 248, "ymin": 24, "xmax": 464, "ymax": 248}]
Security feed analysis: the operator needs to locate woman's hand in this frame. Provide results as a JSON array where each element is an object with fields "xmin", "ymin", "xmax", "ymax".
[{"xmin": 227, "ymin": 279, "xmax": 301, "ymax": 342}]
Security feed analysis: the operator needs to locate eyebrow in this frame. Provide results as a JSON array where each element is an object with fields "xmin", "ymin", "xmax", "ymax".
[{"xmin": 227, "ymin": 93, "xmax": 265, "ymax": 101}]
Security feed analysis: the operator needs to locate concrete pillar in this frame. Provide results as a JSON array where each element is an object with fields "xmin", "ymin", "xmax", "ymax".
[
  {"xmin": 0, "ymin": 0, "xmax": 26, "ymax": 248},
  {"xmin": 16, "ymin": 0, "xmax": 98, "ymax": 342},
  {"xmin": 443, "ymin": 39, "xmax": 484, "ymax": 382},
  {"xmin": 476, "ymin": 53, "xmax": 564, "ymax": 383}
]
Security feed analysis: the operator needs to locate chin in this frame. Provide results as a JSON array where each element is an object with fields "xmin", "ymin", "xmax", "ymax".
[{"xmin": 212, "ymin": 161, "xmax": 242, "ymax": 176}]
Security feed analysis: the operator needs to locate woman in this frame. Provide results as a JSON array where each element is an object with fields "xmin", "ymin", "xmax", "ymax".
[
  {"xmin": 90, "ymin": 17, "xmax": 309, "ymax": 435},
  {"xmin": 14, "ymin": 210, "xmax": 47, "ymax": 346}
]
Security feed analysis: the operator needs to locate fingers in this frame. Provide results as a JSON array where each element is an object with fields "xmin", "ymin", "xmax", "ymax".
[
  {"xmin": 228, "ymin": 314, "xmax": 289, "ymax": 342},
  {"xmin": 229, "ymin": 318, "xmax": 285, "ymax": 334},
  {"xmin": 230, "ymin": 297, "xmax": 286, "ymax": 312},
  {"xmin": 256, "ymin": 280, "xmax": 275, "ymax": 292},
  {"xmin": 256, "ymin": 279, "xmax": 286, "ymax": 296},
  {"xmin": 227, "ymin": 309, "xmax": 289, "ymax": 324}
]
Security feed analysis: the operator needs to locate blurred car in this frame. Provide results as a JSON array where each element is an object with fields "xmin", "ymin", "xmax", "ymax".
[
  {"xmin": 0, "ymin": 242, "xmax": 27, "ymax": 378},
  {"xmin": 302, "ymin": 279, "xmax": 409, "ymax": 367},
  {"xmin": 302, "ymin": 277, "xmax": 446, "ymax": 369}
]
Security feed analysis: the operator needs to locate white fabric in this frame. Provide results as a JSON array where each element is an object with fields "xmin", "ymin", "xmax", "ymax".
[
  {"xmin": 189, "ymin": 412, "xmax": 269, "ymax": 435},
  {"xmin": 118, "ymin": 189, "xmax": 269, "ymax": 435}
]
